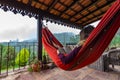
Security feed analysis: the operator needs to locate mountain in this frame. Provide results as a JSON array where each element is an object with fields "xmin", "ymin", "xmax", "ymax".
[
  {"xmin": 22, "ymin": 38, "xmax": 37, "ymax": 42},
  {"xmin": 54, "ymin": 32, "xmax": 75, "ymax": 45},
  {"xmin": 21, "ymin": 32, "xmax": 76, "ymax": 45}
]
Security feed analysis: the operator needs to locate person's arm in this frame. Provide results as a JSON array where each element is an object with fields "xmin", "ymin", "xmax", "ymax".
[
  {"xmin": 76, "ymin": 40, "xmax": 85, "ymax": 47},
  {"xmin": 57, "ymin": 40, "xmax": 85, "ymax": 64},
  {"xmin": 58, "ymin": 46, "xmax": 82, "ymax": 64}
]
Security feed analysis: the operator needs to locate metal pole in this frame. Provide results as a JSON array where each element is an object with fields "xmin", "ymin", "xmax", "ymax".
[{"xmin": 37, "ymin": 14, "xmax": 43, "ymax": 61}]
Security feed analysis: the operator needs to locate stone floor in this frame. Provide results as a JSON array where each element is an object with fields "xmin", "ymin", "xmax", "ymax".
[{"xmin": 0, "ymin": 67, "xmax": 120, "ymax": 80}]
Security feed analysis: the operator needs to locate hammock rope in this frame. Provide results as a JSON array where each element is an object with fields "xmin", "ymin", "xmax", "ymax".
[{"xmin": 42, "ymin": 0, "xmax": 120, "ymax": 71}]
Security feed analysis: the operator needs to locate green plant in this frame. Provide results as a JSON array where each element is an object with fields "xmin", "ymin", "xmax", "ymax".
[
  {"xmin": 1, "ymin": 46, "xmax": 15, "ymax": 69},
  {"xmin": 28, "ymin": 58, "xmax": 41, "ymax": 72},
  {"xmin": 15, "ymin": 48, "xmax": 30, "ymax": 66},
  {"xmin": 27, "ymin": 66, "xmax": 33, "ymax": 72}
]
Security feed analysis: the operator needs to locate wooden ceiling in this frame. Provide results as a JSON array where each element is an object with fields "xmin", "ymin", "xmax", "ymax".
[{"xmin": 0, "ymin": 0, "xmax": 116, "ymax": 29}]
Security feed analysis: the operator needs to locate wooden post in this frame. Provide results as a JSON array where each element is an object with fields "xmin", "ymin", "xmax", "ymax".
[{"xmin": 37, "ymin": 14, "xmax": 43, "ymax": 61}]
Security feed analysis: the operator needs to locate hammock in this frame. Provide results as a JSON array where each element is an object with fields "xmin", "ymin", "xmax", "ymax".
[{"xmin": 42, "ymin": 0, "xmax": 120, "ymax": 71}]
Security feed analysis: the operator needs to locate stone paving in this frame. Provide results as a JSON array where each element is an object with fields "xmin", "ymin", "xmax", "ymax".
[{"xmin": 0, "ymin": 67, "xmax": 120, "ymax": 80}]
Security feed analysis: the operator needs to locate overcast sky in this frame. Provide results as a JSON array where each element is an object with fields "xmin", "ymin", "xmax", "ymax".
[
  {"xmin": 0, "ymin": 9, "xmax": 80, "ymax": 42},
  {"xmin": 0, "ymin": 9, "xmax": 38, "ymax": 42},
  {"xmin": 0, "ymin": 9, "xmax": 99, "ymax": 42}
]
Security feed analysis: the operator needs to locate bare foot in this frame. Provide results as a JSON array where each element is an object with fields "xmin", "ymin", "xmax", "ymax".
[{"xmin": 57, "ymin": 50, "xmax": 60, "ymax": 55}]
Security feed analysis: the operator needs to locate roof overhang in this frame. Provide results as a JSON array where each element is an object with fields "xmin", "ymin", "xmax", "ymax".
[{"xmin": 0, "ymin": 0, "xmax": 116, "ymax": 29}]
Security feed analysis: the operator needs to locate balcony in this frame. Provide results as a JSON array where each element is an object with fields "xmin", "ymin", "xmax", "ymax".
[
  {"xmin": 0, "ymin": 42, "xmax": 51, "ymax": 77},
  {"xmin": 1, "ymin": 67, "xmax": 120, "ymax": 80},
  {"xmin": 0, "ymin": 42, "xmax": 120, "ymax": 80}
]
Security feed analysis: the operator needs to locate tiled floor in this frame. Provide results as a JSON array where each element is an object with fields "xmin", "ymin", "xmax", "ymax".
[{"xmin": 1, "ymin": 67, "xmax": 120, "ymax": 80}]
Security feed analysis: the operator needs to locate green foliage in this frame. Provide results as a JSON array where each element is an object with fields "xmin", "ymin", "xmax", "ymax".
[
  {"xmin": 28, "ymin": 58, "xmax": 41, "ymax": 72},
  {"xmin": 70, "ymin": 35, "xmax": 80, "ymax": 44},
  {"xmin": 42, "ymin": 48, "xmax": 47, "ymax": 56},
  {"xmin": 27, "ymin": 66, "xmax": 33, "ymax": 72},
  {"xmin": 42, "ymin": 48, "xmax": 49, "ymax": 63},
  {"xmin": 109, "ymin": 29, "xmax": 120, "ymax": 48},
  {"xmin": 54, "ymin": 32, "xmax": 75, "ymax": 44},
  {"xmin": 1, "ymin": 45, "xmax": 15, "ymax": 69},
  {"xmin": 15, "ymin": 48, "xmax": 30, "ymax": 66},
  {"xmin": 0, "ymin": 44, "xmax": 3, "ymax": 47},
  {"xmin": 109, "ymin": 34, "xmax": 120, "ymax": 48}
]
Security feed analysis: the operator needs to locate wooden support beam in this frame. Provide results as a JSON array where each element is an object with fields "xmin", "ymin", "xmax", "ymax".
[{"xmin": 37, "ymin": 14, "xmax": 43, "ymax": 60}]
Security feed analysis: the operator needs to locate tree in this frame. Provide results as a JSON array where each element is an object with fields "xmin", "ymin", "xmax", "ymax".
[
  {"xmin": 1, "ymin": 45, "xmax": 15, "ymax": 69},
  {"xmin": 70, "ymin": 35, "xmax": 80, "ymax": 44},
  {"xmin": 109, "ymin": 34, "xmax": 120, "ymax": 48},
  {"xmin": 15, "ymin": 48, "xmax": 30, "ymax": 66}
]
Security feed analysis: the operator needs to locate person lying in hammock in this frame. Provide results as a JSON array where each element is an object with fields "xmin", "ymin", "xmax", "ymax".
[{"xmin": 52, "ymin": 25, "xmax": 94, "ymax": 64}]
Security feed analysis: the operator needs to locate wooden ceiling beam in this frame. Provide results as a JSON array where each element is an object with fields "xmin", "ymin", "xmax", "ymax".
[
  {"xmin": 32, "ymin": 0, "xmax": 48, "ymax": 7},
  {"xmin": 83, "ymin": 15, "xmax": 102, "ymax": 26},
  {"xmin": 68, "ymin": 0, "xmax": 97, "ymax": 20},
  {"xmin": 77, "ymin": 7, "xmax": 107, "ymax": 26},
  {"xmin": 49, "ymin": 7, "xmax": 74, "ymax": 18},
  {"xmin": 82, "ymin": 12, "xmax": 105, "ymax": 26},
  {"xmin": 27, "ymin": 0, "xmax": 32, "ymax": 5},
  {"xmin": 94, "ymin": 3, "xmax": 104, "ymax": 13},
  {"xmin": 59, "ymin": 0, "xmax": 79, "ymax": 17},
  {"xmin": 32, "ymin": 0, "xmax": 73, "ymax": 18},
  {"xmin": 75, "ymin": 0, "xmax": 114, "ymax": 23},
  {"xmin": 77, "ymin": 2, "xmax": 95, "ymax": 22},
  {"xmin": 47, "ymin": 0, "xmax": 59, "ymax": 11}
]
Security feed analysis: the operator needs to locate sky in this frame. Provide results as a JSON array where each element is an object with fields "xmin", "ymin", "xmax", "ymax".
[{"xmin": 0, "ymin": 9, "xmax": 99, "ymax": 42}]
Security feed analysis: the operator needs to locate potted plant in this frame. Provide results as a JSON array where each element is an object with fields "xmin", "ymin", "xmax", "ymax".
[
  {"xmin": 28, "ymin": 56, "xmax": 50, "ymax": 72},
  {"xmin": 28, "ymin": 58, "xmax": 42, "ymax": 72}
]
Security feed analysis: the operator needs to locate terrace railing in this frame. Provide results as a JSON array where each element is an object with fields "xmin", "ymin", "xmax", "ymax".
[
  {"xmin": 0, "ymin": 42, "xmax": 78, "ymax": 76},
  {"xmin": 0, "ymin": 42, "xmax": 51, "ymax": 77}
]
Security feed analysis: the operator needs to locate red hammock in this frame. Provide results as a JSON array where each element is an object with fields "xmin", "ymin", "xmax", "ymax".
[{"xmin": 42, "ymin": 0, "xmax": 120, "ymax": 71}]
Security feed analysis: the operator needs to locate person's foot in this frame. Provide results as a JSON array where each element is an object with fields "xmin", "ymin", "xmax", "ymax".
[{"xmin": 57, "ymin": 50, "xmax": 60, "ymax": 55}]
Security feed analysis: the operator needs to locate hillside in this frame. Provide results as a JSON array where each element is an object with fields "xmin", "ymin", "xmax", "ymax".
[{"xmin": 54, "ymin": 32, "xmax": 76, "ymax": 45}]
